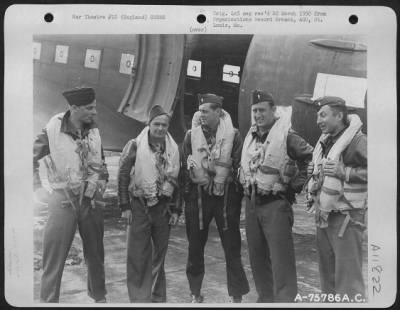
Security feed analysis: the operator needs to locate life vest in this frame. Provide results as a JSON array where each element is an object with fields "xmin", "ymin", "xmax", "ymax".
[
  {"xmin": 240, "ymin": 106, "xmax": 297, "ymax": 194},
  {"xmin": 188, "ymin": 110, "xmax": 235, "ymax": 196},
  {"xmin": 307, "ymin": 114, "xmax": 367, "ymax": 212},
  {"xmin": 128, "ymin": 126, "xmax": 180, "ymax": 207},
  {"xmin": 45, "ymin": 112, "xmax": 103, "ymax": 195}
]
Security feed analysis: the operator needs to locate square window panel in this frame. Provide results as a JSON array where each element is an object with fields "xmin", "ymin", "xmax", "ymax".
[
  {"xmin": 222, "ymin": 64, "xmax": 240, "ymax": 84},
  {"xmin": 84, "ymin": 49, "xmax": 101, "ymax": 69},
  {"xmin": 120, "ymin": 53, "xmax": 135, "ymax": 75},
  {"xmin": 55, "ymin": 45, "xmax": 69, "ymax": 64},
  {"xmin": 187, "ymin": 60, "xmax": 202, "ymax": 78}
]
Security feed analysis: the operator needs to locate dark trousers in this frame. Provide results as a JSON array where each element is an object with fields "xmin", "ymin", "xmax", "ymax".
[
  {"xmin": 244, "ymin": 196, "xmax": 298, "ymax": 302},
  {"xmin": 126, "ymin": 199, "xmax": 171, "ymax": 302},
  {"xmin": 40, "ymin": 190, "xmax": 106, "ymax": 302},
  {"xmin": 184, "ymin": 184, "xmax": 249, "ymax": 297},
  {"xmin": 316, "ymin": 210, "xmax": 366, "ymax": 300}
]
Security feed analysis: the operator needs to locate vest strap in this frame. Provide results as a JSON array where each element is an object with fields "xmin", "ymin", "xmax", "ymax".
[
  {"xmin": 338, "ymin": 213, "xmax": 351, "ymax": 238},
  {"xmin": 338, "ymin": 210, "xmax": 367, "ymax": 238},
  {"xmin": 214, "ymin": 160, "xmax": 232, "ymax": 169},
  {"xmin": 197, "ymin": 185, "xmax": 204, "ymax": 230},
  {"xmin": 343, "ymin": 187, "xmax": 367, "ymax": 193},
  {"xmin": 222, "ymin": 182, "xmax": 230, "ymax": 231},
  {"xmin": 61, "ymin": 188, "xmax": 79, "ymax": 219},
  {"xmin": 321, "ymin": 186, "xmax": 341, "ymax": 196},
  {"xmin": 258, "ymin": 165, "xmax": 280, "ymax": 175},
  {"xmin": 250, "ymin": 184, "xmax": 256, "ymax": 210}
]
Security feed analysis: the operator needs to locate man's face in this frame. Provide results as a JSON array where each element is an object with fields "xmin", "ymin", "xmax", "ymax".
[
  {"xmin": 74, "ymin": 101, "xmax": 97, "ymax": 125},
  {"xmin": 252, "ymin": 101, "xmax": 276, "ymax": 129},
  {"xmin": 199, "ymin": 103, "xmax": 220, "ymax": 128},
  {"xmin": 149, "ymin": 114, "xmax": 170, "ymax": 139},
  {"xmin": 316, "ymin": 105, "xmax": 343, "ymax": 135}
]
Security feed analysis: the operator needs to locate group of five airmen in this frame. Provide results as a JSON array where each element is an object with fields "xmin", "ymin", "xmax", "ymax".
[{"xmin": 33, "ymin": 86, "xmax": 367, "ymax": 303}]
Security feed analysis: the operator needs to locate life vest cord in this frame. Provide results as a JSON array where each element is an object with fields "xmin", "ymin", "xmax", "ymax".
[
  {"xmin": 250, "ymin": 184, "xmax": 256, "ymax": 211},
  {"xmin": 61, "ymin": 188, "xmax": 79, "ymax": 219},
  {"xmin": 338, "ymin": 210, "xmax": 367, "ymax": 238},
  {"xmin": 222, "ymin": 181, "xmax": 230, "ymax": 231},
  {"xmin": 137, "ymin": 196, "xmax": 152, "ymax": 222},
  {"xmin": 197, "ymin": 185, "xmax": 204, "ymax": 230}
]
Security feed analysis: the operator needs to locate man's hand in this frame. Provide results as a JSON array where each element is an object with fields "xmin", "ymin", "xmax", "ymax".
[
  {"xmin": 121, "ymin": 209, "xmax": 133, "ymax": 225},
  {"xmin": 169, "ymin": 213, "xmax": 179, "ymax": 226},
  {"xmin": 323, "ymin": 160, "xmax": 345, "ymax": 180},
  {"xmin": 97, "ymin": 180, "xmax": 107, "ymax": 196},
  {"xmin": 34, "ymin": 187, "xmax": 51, "ymax": 204}
]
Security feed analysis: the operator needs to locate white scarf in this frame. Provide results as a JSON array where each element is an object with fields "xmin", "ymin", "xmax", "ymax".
[
  {"xmin": 46, "ymin": 112, "xmax": 102, "ymax": 193},
  {"xmin": 308, "ymin": 114, "xmax": 363, "ymax": 212},
  {"xmin": 188, "ymin": 110, "xmax": 235, "ymax": 191},
  {"xmin": 130, "ymin": 126, "xmax": 180, "ymax": 206}
]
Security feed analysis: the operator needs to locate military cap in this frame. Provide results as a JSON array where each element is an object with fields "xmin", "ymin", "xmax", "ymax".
[
  {"xmin": 148, "ymin": 105, "xmax": 170, "ymax": 123},
  {"xmin": 313, "ymin": 96, "xmax": 346, "ymax": 109},
  {"xmin": 62, "ymin": 87, "xmax": 96, "ymax": 107},
  {"xmin": 198, "ymin": 93, "xmax": 223, "ymax": 107},
  {"xmin": 252, "ymin": 90, "xmax": 274, "ymax": 105}
]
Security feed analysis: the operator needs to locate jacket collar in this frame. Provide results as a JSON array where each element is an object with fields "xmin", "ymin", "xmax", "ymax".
[
  {"xmin": 60, "ymin": 110, "xmax": 98, "ymax": 139},
  {"xmin": 251, "ymin": 125, "xmax": 270, "ymax": 142},
  {"xmin": 320, "ymin": 126, "xmax": 348, "ymax": 155}
]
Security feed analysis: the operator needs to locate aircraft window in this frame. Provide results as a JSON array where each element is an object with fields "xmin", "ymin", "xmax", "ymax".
[
  {"xmin": 54, "ymin": 45, "xmax": 69, "ymax": 64},
  {"xmin": 187, "ymin": 60, "xmax": 202, "ymax": 78},
  {"xmin": 222, "ymin": 64, "xmax": 240, "ymax": 84},
  {"xmin": 33, "ymin": 42, "xmax": 41, "ymax": 60},
  {"xmin": 313, "ymin": 73, "xmax": 367, "ymax": 109},
  {"xmin": 120, "ymin": 53, "xmax": 135, "ymax": 75},
  {"xmin": 84, "ymin": 49, "xmax": 101, "ymax": 69}
]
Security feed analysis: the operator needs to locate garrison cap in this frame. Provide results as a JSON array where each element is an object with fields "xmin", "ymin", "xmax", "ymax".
[
  {"xmin": 62, "ymin": 87, "xmax": 96, "ymax": 107},
  {"xmin": 313, "ymin": 96, "xmax": 346, "ymax": 109},
  {"xmin": 198, "ymin": 93, "xmax": 223, "ymax": 108},
  {"xmin": 148, "ymin": 105, "xmax": 170, "ymax": 123},
  {"xmin": 252, "ymin": 90, "xmax": 275, "ymax": 105}
]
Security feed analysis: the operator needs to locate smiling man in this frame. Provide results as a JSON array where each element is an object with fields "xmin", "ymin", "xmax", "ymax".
[
  {"xmin": 33, "ymin": 87, "xmax": 109, "ymax": 303},
  {"xmin": 240, "ymin": 90, "xmax": 313, "ymax": 302},
  {"xmin": 118, "ymin": 105, "xmax": 180, "ymax": 303},
  {"xmin": 306, "ymin": 96, "xmax": 368, "ymax": 300}
]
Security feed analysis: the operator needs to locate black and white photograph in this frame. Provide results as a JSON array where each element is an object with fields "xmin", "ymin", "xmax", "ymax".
[{"xmin": 4, "ymin": 5, "xmax": 397, "ymax": 307}]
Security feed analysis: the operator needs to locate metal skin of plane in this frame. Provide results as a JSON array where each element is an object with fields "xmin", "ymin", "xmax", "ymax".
[{"xmin": 33, "ymin": 34, "xmax": 367, "ymax": 150}]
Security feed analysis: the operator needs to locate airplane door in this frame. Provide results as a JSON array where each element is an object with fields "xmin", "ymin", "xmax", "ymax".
[{"xmin": 182, "ymin": 35, "xmax": 253, "ymax": 130}]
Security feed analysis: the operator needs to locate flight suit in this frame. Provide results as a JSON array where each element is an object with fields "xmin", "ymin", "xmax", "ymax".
[
  {"xmin": 118, "ymin": 138, "xmax": 181, "ymax": 303},
  {"xmin": 243, "ymin": 128, "xmax": 313, "ymax": 302},
  {"xmin": 182, "ymin": 127, "xmax": 250, "ymax": 299},
  {"xmin": 33, "ymin": 111, "xmax": 108, "ymax": 302},
  {"xmin": 315, "ymin": 130, "xmax": 367, "ymax": 299}
]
